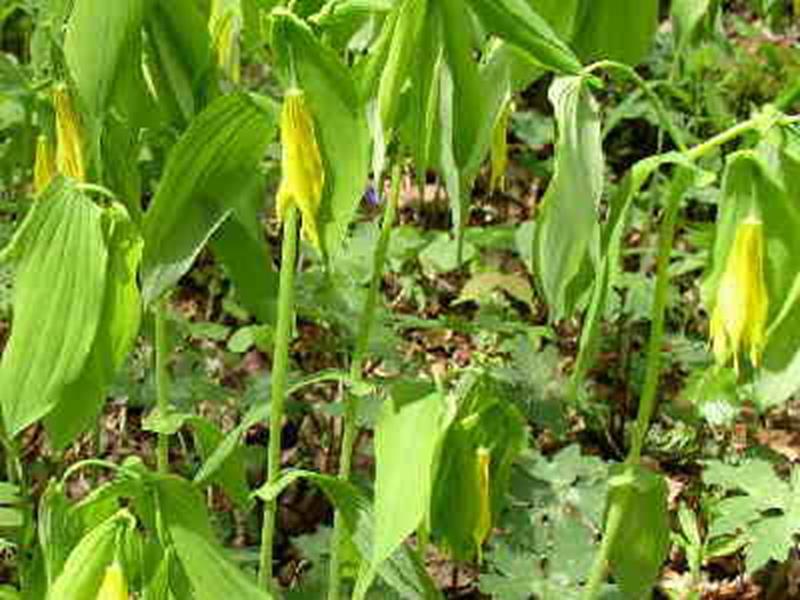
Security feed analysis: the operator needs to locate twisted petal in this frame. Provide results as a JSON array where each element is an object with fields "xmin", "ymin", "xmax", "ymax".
[
  {"xmin": 710, "ymin": 217, "xmax": 768, "ymax": 372},
  {"xmin": 277, "ymin": 89, "xmax": 325, "ymax": 249}
]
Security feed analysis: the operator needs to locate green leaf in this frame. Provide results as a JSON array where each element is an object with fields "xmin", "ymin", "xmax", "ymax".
[
  {"xmin": 430, "ymin": 374, "xmax": 527, "ymax": 561},
  {"xmin": 607, "ymin": 465, "xmax": 670, "ymax": 599},
  {"xmin": 45, "ymin": 203, "xmax": 143, "ymax": 450},
  {"xmin": 145, "ymin": 0, "xmax": 216, "ymax": 124},
  {"xmin": 142, "ymin": 93, "xmax": 276, "ymax": 302},
  {"xmin": 463, "ymin": 0, "xmax": 581, "ymax": 74},
  {"xmin": 211, "ymin": 178, "xmax": 279, "ymax": 324},
  {"xmin": 534, "ymin": 76, "xmax": 603, "ymax": 319},
  {"xmin": 156, "ymin": 476, "xmax": 271, "ymax": 600},
  {"xmin": 271, "ymin": 11, "xmax": 371, "ymax": 259},
  {"xmin": 190, "ymin": 416, "xmax": 251, "ymax": 509},
  {"xmin": 47, "ymin": 511, "xmax": 130, "ymax": 600},
  {"xmin": 64, "ymin": 0, "xmax": 144, "ymax": 118},
  {"xmin": 254, "ymin": 470, "xmax": 443, "ymax": 600},
  {"xmin": 0, "ymin": 179, "xmax": 108, "ymax": 436},
  {"xmin": 572, "ymin": 0, "xmax": 659, "ymax": 66},
  {"xmin": 377, "ymin": 0, "xmax": 428, "ymax": 139},
  {"xmin": 194, "ymin": 404, "xmax": 269, "ymax": 486},
  {"xmin": 371, "ymin": 382, "xmax": 445, "ymax": 569}
]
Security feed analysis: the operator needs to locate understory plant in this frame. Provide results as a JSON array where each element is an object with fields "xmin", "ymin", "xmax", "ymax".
[{"xmin": 0, "ymin": 0, "xmax": 797, "ymax": 599}]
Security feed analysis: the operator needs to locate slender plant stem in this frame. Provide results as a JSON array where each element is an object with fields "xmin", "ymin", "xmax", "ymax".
[
  {"xmin": 628, "ymin": 168, "xmax": 694, "ymax": 462},
  {"xmin": 581, "ymin": 482, "xmax": 630, "ymax": 599},
  {"xmin": 585, "ymin": 60, "xmax": 688, "ymax": 153},
  {"xmin": 155, "ymin": 300, "xmax": 170, "ymax": 474},
  {"xmin": 327, "ymin": 165, "xmax": 401, "ymax": 600},
  {"xmin": 259, "ymin": 205, "xmax": 300, "ymax": 590}
]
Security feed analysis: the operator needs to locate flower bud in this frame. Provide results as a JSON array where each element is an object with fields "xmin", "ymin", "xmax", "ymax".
[
  {"xmin": 710, "ymin": 216, "xmax": 768, "ymax": 373},
  {"xmin": 473, "ymin": 447, "xmax": 492, "ymax": 552},
  {"xmin": 276, "ymin": 88, "xmax": 325, "ymax": 249},
  {"xmin": 96, "ymin": 561, "xmax": 128, "ymax": 600},
  {"xmin": 53, "ymin": 85, "xmax": 86, "ymax": 182},
  {"xmin": 210, "ymin": 0, "xmax": 241, "ymax": 84},
  {"xmin": 490, "ymin": 98, "xmax": 513, "ymax": 193},
  {"xmin": 34, "ymin": 134, "xmax": 56, "ymax": 194}
]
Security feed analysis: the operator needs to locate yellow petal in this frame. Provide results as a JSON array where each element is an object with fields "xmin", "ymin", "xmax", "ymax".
[
  {"xmin": 97, "ymin": 562, "xmax": 128, "ymax": 600},
  {"xmin": 53, "ymin": 86, "xmax": 85, "ymax": 182},
  {"xmin": 710, "ymin": 217, "xmax": 768, "ymax": 372},
  {"xmin": 473, "ymin": 447, "xmax": 492, "ymax": 551},
  {"xmin": 277, "ymin": 89, "xmax": 325, "ymax": 249},
  {"xmin": 34, "ymin": 134, "xmax": 57, "ymax": 195}
]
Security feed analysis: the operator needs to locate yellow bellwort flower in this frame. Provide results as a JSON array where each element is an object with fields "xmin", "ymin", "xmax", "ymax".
[
  {"xmin": 277, "ymin": 88, "xmax": 325, "ymax": 250},
  {"xmin": 473, "ymin": 447, "xmax": 492, "ymax": 557},
  {"xmin": 96, "ymin": 562, "xmax": 129, "ymax": 600},
  {"xmin": 53, "ymin": 86, "xmax": 86, "ymax": 182},
  {"xmin": 490, "ymin": 98, "xmax": 514, "ymax": 193},
  {"xmin": 709, "ymin": 216, "xmax": 768, "ymax": 373},
  {"xmin": 34, "ymin": 134, "xmax": 57, "ymax": 195}
]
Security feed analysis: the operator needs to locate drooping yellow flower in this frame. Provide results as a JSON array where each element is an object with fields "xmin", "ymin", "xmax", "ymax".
[
  {"xmin": 53, "ymin": 85, "xmax": 85, "ymax": 182},
  {"xmin": 490, "ymin": 98, "xmax": 514, "ymax": 193},
  {"xmin": 96, "ymin": 562, "xmax": 128, "ymax": 600},
  {"xmin": 710, "ymin": 216, "xmax": 768, "ymax": 373},
  {"xmin": 34, "ymin": 134, "xmax": 56, "ymax": 195},
  {"xmin": 276, "ymin": 88, "xmax": 325, "ymax": 250},
  {"xmin": 473, "ymin": 447, "xmax": 492, "ymax": 555}
]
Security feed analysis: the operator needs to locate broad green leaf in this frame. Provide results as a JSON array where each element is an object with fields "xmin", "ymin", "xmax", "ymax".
[
  {"xmin": 142, "ymin": 93, "xmax": 276, "ymax": 302},
  {"xmin": 530, "ymin": 0, "xmax": 582, "ymax": 40},
  {"xmin": 254, "ymin": 470, "xmax": 443, "ymax": 600},
  {"xmin": 47, "ymin": 511, "xmax": 130, "ymax": 600},
  {"xmin": 210, "ymin": 176, "xmax": 279, "ymax": 324},
  {"xmin": 430, "ymin": 374, "xmax": 526, "ymax": 561},
  {"xmin": 45, "ymin": 203, "xmax": 143, "ymax": 450},
  {"xmin": 64, "ymin": 0, "xmax": 144, "ymax": 118},
  {"xmin": 156, "ymin": 476, "xmax": 271, "ymax": 600},
  {"xmin": 377, "ymin": 0, "xmax": 428, "ymax": 138},
  {"xmin": 463, "ymin": 0, "xmax": 581, "ymax": 75},
  {"xmin": 145, "ymin": 0, "xmax": 216, "ymax": 125},
  {"xmin": 607, "ymin": 465, "xmax": 670, "ymax": 599},
  {"xmin": 370, "ymin": 382, "xmax": 445, "ymax": 572},
  {"xmin": 572, "ymin": 0, "xmax": 659, "ymax": 66},
  {"xmin": 0, "ymin": 179, "xmax": 108, "ymax": 436},
  {"xmin": 271, "ymin": 11, "xmax": 371, "ymax": 259},
  {"xmin": 535, "ymin": 76, "xmax": 603, "ymax": 319}
]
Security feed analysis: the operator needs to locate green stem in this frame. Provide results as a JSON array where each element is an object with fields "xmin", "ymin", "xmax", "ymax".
[
  {"xmin": 259, "ymin": 205, "xmax": 300, "ymax": 590},
  {"xmin": 628, "ymin": 168, "xmax": 694, "ymax": 462},
  {"xmin": 581, "ymin": 483, "xmax": 630, "ymax": 600},
  {"xmin": 586, "ymin": 60, "xmax": 688, "ymax": 153},
  {"xmin": 155, "ymin": 301, "xmax": 170, "ymax": 474},
  {"xmin": 327, "ymin": 165, "xmax": 401, "ymax": 600}
]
